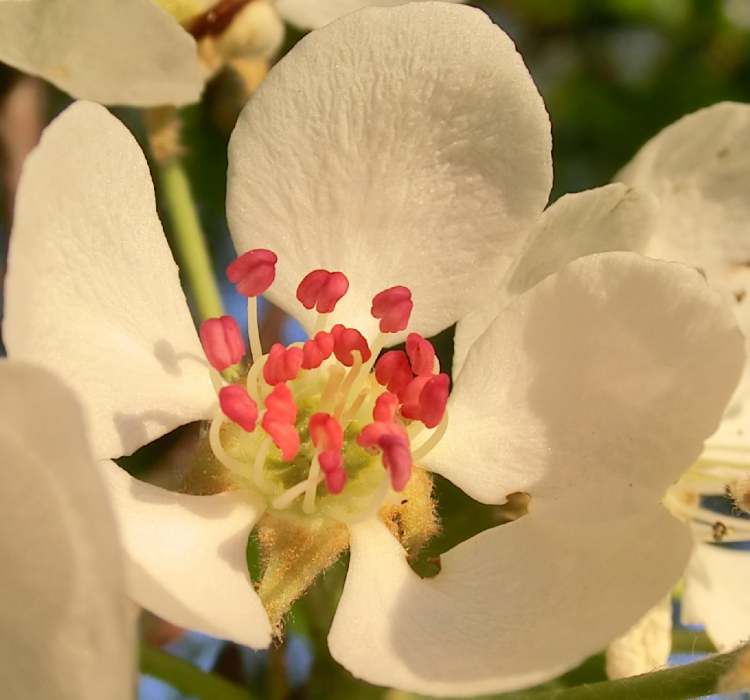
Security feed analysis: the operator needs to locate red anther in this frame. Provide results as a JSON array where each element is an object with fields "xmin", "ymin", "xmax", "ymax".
[
  {"xmin": 264, "ymin": 382, "xmax": 297, "ymax": 424},
  {"xmin": 263, "ymin": 343, "xmax": 303, "ymax": 385},
  {"xmin": 371, "ymin": 286, "xmax": 413, "ymax": 333},
  {"xmin": 261, "ymin": 416, "xmax": 300, "ymax": 461},
  {"xmin": 200, "ymin": 315, "xmax": 245, "ymax": 371},
  {"xmin": 419, "ymin": 373, "xmax": 450, "ymax": 428},
  {"xmin": 373, "ymin": 392, "xmax": 399, "ymax": 422},
  {"xmin": 406, "ymin": 333, "xmax": 436, "ymax": 376},
  {"xmin": 330, "ymin": 324, "xmax": 371, "ymax": 366},
  {"xmin": 379, "ymin": 433, "xmax": 412, "ymax": 491},
  {"xmin": 319, "ymin": 450, "xmax": 347, "ymax": 494},
  {"xmin": 309, "ymin": 412, "xmax": 344, "ymax": 452},
  {"xmin": 357, "ymin": 422, "xmax": 412, "ymax": 491},
  {"xmin": 218, "ymin": 384, "xmax": 258, "ymax": 432},
  {"xmin": 374, "ymin": 350, "xmax": 413, "ymax": 395},
  {"xmin": 357, "ymin": 420, "xmax": 408, "ymax": 449},
  {"xmin": 302, "ymin": 331, "xmax": 334, "ymax": 370},
  {"xmin": 296, "ymin": 270, "xmax": 350, "ymax": 313},
  {"xmin": 400, "ymin": 374, "xmax": 450, "ymax": 428},
  {"xmin": 226, "ymin": 248, "xmax": 277, "ymax": 297},
  {"xmin": 399, "ymin": 376, "xmax": 430, "ymax": 420}
]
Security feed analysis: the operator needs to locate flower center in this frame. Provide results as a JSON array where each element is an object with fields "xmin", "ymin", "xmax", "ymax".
[
  {"xmin": 199, "ymin": 250, "xmax": 450, "ymax": 523},
  {"xmin": 664, "ymin": 444, "xmax": 750, "ymax": 543}
]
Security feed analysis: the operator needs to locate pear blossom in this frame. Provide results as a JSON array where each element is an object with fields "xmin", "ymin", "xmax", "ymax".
[
  {"xmin": 0, "ymin": 0, "xmax": 463, "ymax": 107},
  {"xmin": 3, "ymin": 4, "xmax": 746, "ymax": 696},
  {"xmin": 459, "ymin": 99, "xmax": 750, "ymax": 666},
  {"xmin": 0, "ymin": 361, "xmax": 134, "ymax": 700},
  {"xmin": 616, "ymin": 102, "xmax": 750, "ymax": 655}
]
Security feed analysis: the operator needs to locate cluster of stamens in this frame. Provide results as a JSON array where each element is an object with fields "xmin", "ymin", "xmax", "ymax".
[
  {"xmin": 664, "ymin": 446, "xmax": 750, "ymax": 544},
  {"xmin": 199, "ymin": 249, "xmax": 450, "ymax": 522}
]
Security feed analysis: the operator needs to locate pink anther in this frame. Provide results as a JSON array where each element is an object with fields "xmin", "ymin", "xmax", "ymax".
[
  {"xmin": 330, "ymin": 324, "xmax": 372, "ymax": 366},
  {"xmin": 296, "ymin": 270, "xmax": 349, "ymax": 313},
  {"xmin": 400, "ymin": 373, "xmax": 449, "ymax": 428},
  {"xmin": 264, "ymin": 382, "xmax": 297, "ymax": 424},
  {"xmin": 261, "ymin": 417, "xmax": 300, "ymax": 461},
  {"xmin": 309, "ymin": 412, "xmax": 343, "ymax": 452},
  {"xmin": 406, "ymin": 333, "xmax": 436, "ymax": 376},
  {"xmin": 373, "ymin": 392, "xmax": 399, "ymax": 422},
  {"xmin": 374, "ymin": 350, "xmax": 413, "ymax": 395},
  {"xmin": 302, "ymin": 331, "xmax": 334, "ymax": 370},
  {"xmin": 419, "ymin": 373, "xmax": 450, "ymax": 428},
  {"xmin": 357, "ymin": 422, "xmax": 412, "ymax": 491},
  {"xmin": 218, "ymin": 384, "xmax": 258, "ymax": 432},
  {"xmin": 371, "ymin": 286, "xmax": 413, "ymax": 333},
  {"xmin": 200, "ymin": 315, "xmax": 245, "ymax": 371},
  {"xmin": 226, "ymin": 248, "xmax": 277, "ymax": 297},
  {"xmin": 319, "ymin": 450, "xmax": 347, "ymax": 494},
  {"xmin": 263, "ymin": 343, "xmax": 303, "ymax": 385},
  {"xmin": 379, "ymin": 433, "xmax": 412, "ymax": 491}
]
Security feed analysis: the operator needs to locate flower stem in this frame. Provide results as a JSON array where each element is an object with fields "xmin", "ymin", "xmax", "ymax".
[
  {"xmin": 157, "ymin": 157, "xmax": 224, "ymax": 322},
  {"xmin": 144, "ymin": 106, "xmax": 224, "ymax": 323},
  {"xmin": 493, "ymin": 645, "xmax": 745, "ymax": 700},
  {"xmin": 139, "ymin": 643, "xmax": 252, "ymax": 700}
]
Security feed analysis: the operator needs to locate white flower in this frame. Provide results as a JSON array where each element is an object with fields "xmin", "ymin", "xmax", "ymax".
[
  {"xmin": 616, "ymin": 103, "xmax": 750, "ymax": 655},
  {"xmin": 0, "ymin": 0, "xmax": 463, "ymax": 107},
  {"xmin": 0, "ymin": 360, "xmax": 134, "ymax": 700},
  {"xmin": 3, "ymin": 4, "xmax": 744, "ymax": 696}
]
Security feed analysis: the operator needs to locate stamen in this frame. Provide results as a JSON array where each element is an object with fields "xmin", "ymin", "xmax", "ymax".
[
  {"xmin": 357, "ymin": 421, "xmax": 413, "ymax": 491},
  {"xmin": 227, "ymin": 249, "xmax": 277, "ymax": 362},
  {"xmin": 319, "ymin": 450, "xmax": 347, "ymax": 494},
  {"xmin": 309, "ymin": 412, "xmax": 344, "ymax": 452},
  {"xmin": 199, "ymin": 315, "xmax": 245, "ymax": 371},
  {"xmin": 401, "ymin": 373, "xmax": 450, "ymax": 428},
  {"xmin": 209, "ymin": 368, "xmax": 226, "ymax": 393},
  {"xmin": 226, "ymin": 248, "xmax": 277, "ymax": 297},
  {"xmin": 302, "ymin": 331, "xmax": 334, "ymax": 370},
  {"xmin": 406, "ymin": 333, "xmax": 436, "ymax": 376},
  {"xmin": 263, "ymin": 343, "xmax": 303, "ymax": 385},
  {"xmin": 335, "ymin": 351, "xmax": 363, "ymax": 418},
  {"xmin": 208, "ymin": 413, "xmax": 252, "ymax": 476},
  {"xmin": 330, "ymin": 324, "xmax": 371, "ymax": 366},
  {"xmin": 341, "ymin": 389, "xmax": 368, "ymax": 424},
  {"xmin": 218, "ymin": 384, "xmax": 258, "ymax": 432},
  {"xmin": 303, "ymin": 452, "xmax": 322, "ymax": 514},
  {"xmin": 296, "ymin": 269, "xmax": 349, "ymax": 313},
  {"xmin": 371, "ymin": 286, "xmax": 413, "ymax": 333},
  {"xmin": 272, "ymin": 476, "xmax": 323, "ymax": 510},
  {"xmin": 373, "ymin": 392, "xmax": 399, "ymax": 422},
  {"xmin": 320, "ymin": 366, "xmax": 345, "ymax": 412},
  {"xmin": 411, "ymin": 414, "xmax": 449, "ymax": 461},
  {"xmin": 375, "ymin": 351, "xmax": 413, "ymax": 395},
  {"xmin": 262, "ymin": 383, "xmax": 299, "ymax": 460}
]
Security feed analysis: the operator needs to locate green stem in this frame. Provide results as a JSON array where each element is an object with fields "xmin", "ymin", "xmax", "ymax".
[
  {"xmin": 494, "ymin": 645, "xmax": 744, "ymax": 700},
  {"xmin": 156, "ymin": 157, "xmax": 224, "ymax": 322},
  {"xmin": 140, "ymin": 643, "xmax": 252, "ymax": 700}
]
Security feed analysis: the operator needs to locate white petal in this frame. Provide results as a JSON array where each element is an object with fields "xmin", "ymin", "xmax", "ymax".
[
  {"xmin": 0, "ymin": 361, "xmax": 133, "ymax": 700},
  {"xmin": 429, "ymin": 253, "xmax": 744, "ymax": 517},
  {"xmin": 329, "ymin": 513, "xmax": 689, "ymax": 696},
  {"xmin": 682, "ymin": 543, "xmax": 750, "ymax": 651},
  {"xmin": 454, "ymin": 184, "xmax": 658, "ymax": 377},
  {"xmin": 617, "ymin": 102, "xmax": 750, "ymax": 439},
  {"xmin": 101, "ymin": 461, "xmax": 272, "ymax": 649},
  {"xmin": 276, "ymin": 0, "xmax": 465, "ymax": 30},
  {"xmin": 0, "ymin": 0, "xmax": 202, "ymax": 106},
  {"xmin": 605, "ymin": 596, "xmax": 672, "ymax": 679},
  {"xmin": 4, "ymin": 102, "xmax": 215, "ymax": 460},
  {"xmin": 228, "ymin": 3, "xmax": 551, "ymax": 339}
]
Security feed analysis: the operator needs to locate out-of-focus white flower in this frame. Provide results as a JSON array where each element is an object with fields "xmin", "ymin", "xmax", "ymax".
[
  {"xmin": 605, "ymin": 597, "xmax": 672, "ymax": 679},
  {"xmin": 3, "ymin": 5, "xmax": 744, "ymax": 696},
  {"xmin": 617, "ymin": 103, "xmax": 750, "ymax": 655},
  {"xmin": 0, "ymin": 361, "xmax": 134, "ymax": 700},
  {"xmin": 0, "ymin": 0, "xmax": 465, "ymax": 106}
]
